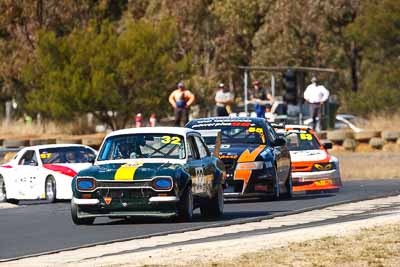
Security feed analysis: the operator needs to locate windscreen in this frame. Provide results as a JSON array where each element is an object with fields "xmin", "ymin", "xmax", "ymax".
[
  {"xmin": 189, "ymin": 120, "xmax": 266, "ymax": 145},
  {"xmin": 98, "ymin": 133, "xmax": 186, "ymax": 161},
  {"xmin": 285, "ymin": 131, "xmax": 321, "ymax": 151},
  {"xmin": 39, "ymin": 147, "xmax": 95, "ymax": 164}
]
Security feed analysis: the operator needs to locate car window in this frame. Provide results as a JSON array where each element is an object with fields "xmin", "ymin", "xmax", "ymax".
[
  {"xmin": 188, "ymin": 120, "xmax": 267, "ymax": 145},
  {"xmin": 187, "ymin": 136, "xmax": 200, "ymax": 160},
  {"xmin": 98, "ymin": 134, "xmax": 186, "ymax": 160},
  {"xmin": 194, "ymin": 136, "xmax": 209, "ymax": 159},
  {"xmin": 285, "ymin": 131, "xmax": 321, "ymax": 151},
  {"xmin": 39, "ymin": 147, "xmax": 96, "ymax": 164},
  {"xmin": 18, "ymin": 150, "xmax": 36, "ymax": 166},
  {"xmin": 266, "ymin": 124, "xmax": 277, "ymax": 142}
]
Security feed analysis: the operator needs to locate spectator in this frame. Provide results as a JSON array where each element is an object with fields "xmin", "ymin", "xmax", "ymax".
[
  {"xmin": 303, "ymin": 76, "xmax": 330, "ymax": 130},
  {"xmin": 169, "ymin": 82, "xmax": 195, "ymax": 126},
  {"xmin": 215, "ymin": 83, "xmax": 234, "ymax": 116},
  {"xmin": 250, "ymin": 80, "xmax": 273, "ymax": 118}
]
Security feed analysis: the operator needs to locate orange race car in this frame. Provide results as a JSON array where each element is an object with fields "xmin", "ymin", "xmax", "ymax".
[{"xmin": 276, "ymin": 125, "xmax": 342, "ymax": 193}]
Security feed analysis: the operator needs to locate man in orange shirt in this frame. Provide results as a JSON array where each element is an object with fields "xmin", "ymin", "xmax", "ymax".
[{"xmin": 169, "ymin": 82, "xmax": 195, "ymax": 126}]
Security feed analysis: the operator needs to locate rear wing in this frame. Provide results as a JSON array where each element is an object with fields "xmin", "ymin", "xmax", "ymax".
[
  {"xmin": 270, "ymin": 122, "xmax": 285, "ymax": 130},
  {"xmin": 197, "ymin": 129, "xmax": 222, "ymax": 157}
]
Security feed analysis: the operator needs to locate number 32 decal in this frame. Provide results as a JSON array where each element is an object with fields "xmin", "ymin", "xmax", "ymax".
[{"xmin": 161, "ymin": 136, "xmax": 181, "ymax": 145}]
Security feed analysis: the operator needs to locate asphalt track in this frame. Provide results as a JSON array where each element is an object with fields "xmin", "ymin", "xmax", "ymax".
[{"xmin": 1, "ymin": 179, "xmax": 400, "ymax": 261}]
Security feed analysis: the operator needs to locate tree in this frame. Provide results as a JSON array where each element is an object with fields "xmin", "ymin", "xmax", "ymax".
[
  {"xmin": 23, "ymin": 19, "xmax": 190, "ymax": 130},
  {"xmin": 341, "ymin": 0, "xmax": 400, "ymax": 114}
]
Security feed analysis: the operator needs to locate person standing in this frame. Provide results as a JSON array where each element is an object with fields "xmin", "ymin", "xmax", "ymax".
[
  {"xmin": 215, "ymin": 83, "xmax": 234, "ymax": 117},
  {"xmin": 303, "ymin": 77, "xmax": 330, "ymax": 130},
  {"xmin": 169, "ymin": 82, "xmax": 195, "ymax": 126},
  {"xmin": 250, "ymin": 80, "xmax": 274, "ymax": 118}
]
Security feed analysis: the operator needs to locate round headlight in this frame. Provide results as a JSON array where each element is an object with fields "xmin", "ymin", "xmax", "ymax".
[
  {"xmin": 77, "ymin": 178, "xmax": 96, "ymax": 191},
  {"xmin": 153, "ymin": 177, "xmax": 173, "ymax": 190}
]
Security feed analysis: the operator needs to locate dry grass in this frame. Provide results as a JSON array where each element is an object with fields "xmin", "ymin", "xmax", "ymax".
[
  {"xmin": 0, "ymin": 119, "xmax": 98, "ymax": 139},
  {"xmin": 332, "ymin": 151, "xmax": 400, "ymax": 180},
  {"xmin": 363, "ymin": 113, "xmax": 400, "ymax": 131},
  {"xmin": 192, "ymin": 223, "xmax": 400, "ymax": 267}
]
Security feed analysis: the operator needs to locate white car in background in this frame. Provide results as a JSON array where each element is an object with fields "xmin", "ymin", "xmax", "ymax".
[{"xmin": 0, "ymin": 144, "xmax": 96, "ymax": 204}]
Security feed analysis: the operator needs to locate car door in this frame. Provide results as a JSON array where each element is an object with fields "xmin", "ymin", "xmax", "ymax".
[
  {"xmin": 266, "ymin": 124, "xmax": 284, "ymax": 185},
  {"xmin": 186, "ymin": 135, "xmax": 207, "ymax": 196},
  {"xmin": 267, "ymin": 124, "xmax": 290, "ymax": 184},
  {"xmin": 193, "ymin": 135, "xmax": 214, "ymax": 196},
  {"xmin": 16, "ymin": 150, "xmax": 40, "ymax": 199}
]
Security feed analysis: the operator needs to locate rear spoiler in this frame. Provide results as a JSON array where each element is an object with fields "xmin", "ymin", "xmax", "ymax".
[
  {"xmin": 197, "ymin": 129, "xmax": 222, "ymax": 157},
  {"xmin": 270, "ymin": 122, "xmax": 285, "ymax": 130}
]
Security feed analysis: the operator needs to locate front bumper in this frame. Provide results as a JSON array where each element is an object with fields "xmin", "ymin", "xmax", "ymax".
[
  {"xmin": 292, "ymin": 169, "xmax": 342, "ymax": 192},
  {"xmin": 72, "ymin": 193, "xmax": 180, "ymax": 218},
  {"xmin": 224, "ymin": 169, "xmax": 275, "ymax": 198}
]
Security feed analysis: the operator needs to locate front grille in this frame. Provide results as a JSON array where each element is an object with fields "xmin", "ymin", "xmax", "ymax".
[
  {"xmin": 98, "ymin": 188, "xmax": 155, "ymax": 198},
  {"xmin": 221, "ymin": 158, "xmax": 237, "ymax": 172},
  {"xmin": 293, "ymin": 164, "xmax": 312, "ymax": 172},
  {"xmin": 96, "ymin": 180, "xmax": 152, "ymax": 189}
]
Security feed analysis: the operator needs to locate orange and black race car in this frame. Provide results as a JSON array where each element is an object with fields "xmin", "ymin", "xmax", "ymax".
[
  {"xmin": 186, "ymin": 117, "xmax": 292, "ymax": 200},
  {"xmin": 276, "ymin": 125, "xmax": 342, "ymax": 193}
]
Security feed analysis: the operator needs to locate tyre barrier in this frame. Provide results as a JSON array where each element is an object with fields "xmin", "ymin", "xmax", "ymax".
[
  {"xmin": 326, "ymin": 130, "xmax": 353, "ymax": 144},
  {"xmin": 3, "ymin": 139, "xmax": 30, "ymax": 148},
  {"xmin": 56, "ymin": 138, "xmax": 82, "ymax": 144},
  {"xmin": 381, "ymin": 131, "xmax": 400, "ymax": 142},
  {"xmin": 82, "ymin": 137, "xmax": 104, "ymax": 150},
  {"xmin": 30, "ymin": 138, "xmax": 57, "ymax": 146},
  {"xmin": 354, "ymin": 130, "xmax": 380, "ymax": 142},
  {"xmin": 316, "ymin": 131, "xmax": 327, "ymax": 140},
  {"xmin": 342, "ymin": 138, "xmax": 357, "ymax": 151},
  {"xmin": 369, "ymin": 137, "xmax": 384, "ymax": 149}
]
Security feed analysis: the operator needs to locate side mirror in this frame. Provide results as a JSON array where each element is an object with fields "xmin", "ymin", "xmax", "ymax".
[
  {"xmin": 88, "ymin": 154, "xmax": 96, "ymax": 164},
  {"xmin": 322, "ymin": 141, "xmax": 333, "ymax": 150},
  {"xmin": 272, "ymin": 137, "xmax": 286, "ymax": 147}
]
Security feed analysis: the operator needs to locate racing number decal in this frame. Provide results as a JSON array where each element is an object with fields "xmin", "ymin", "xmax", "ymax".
[
  {"xmin": 300, "ymin": 133, "xmax": 312, "ymax": 140},
  {"xmin": 194, "ymin": 167, "xmax": 205, "ymax": 193},
  {"xmin": 248, "ymin": 127, "xmax": 265, "ymax": 143},
  {"xmin": 161, "ymin": 136, "xmax": 181, "ymax": 145},
  {"xmin": 248, "ymin": 127, "xmax": 263, "ymax": 133},
  {"xmin": 40, "ymin": 153, "xmax": 52, "ymax": 159}
]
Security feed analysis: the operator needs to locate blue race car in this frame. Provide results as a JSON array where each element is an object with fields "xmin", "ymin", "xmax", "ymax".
[{"xmin": 186, "ymin": 117, "xmax": 292, "ymax": 199}]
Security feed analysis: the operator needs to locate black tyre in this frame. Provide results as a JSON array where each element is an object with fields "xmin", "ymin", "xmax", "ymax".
[
  {"xmin": 0, "ymin": 176, "xmax": 18, "ymax": 204},
  {"xmin": 200, "ymin": 184, "xmax": 224, "ymax": 218},
  {"xmin": 177, "ymin": 186, "xmax": 193, "ymax": 221},
  {"xmin": 0, "ymin": 176, "xmax": 7, "ymax": 202},
  {"xmin": 45, "ymin": 176, "xmax": 57, "ymax": 203},
  {"xmin": 283, "ymin": 172, "xmax": 293, "ymax": 199},
  {"xmin": 71, "ymin": 200, "xmax": 95, "ymax": 225},
  {"xmin": 325, "ymin": 188, "xmax": 340, "ymax": 194},
  {"xmin": 272, "ymin": 166, "xmax": 280, "ymax": 201}
]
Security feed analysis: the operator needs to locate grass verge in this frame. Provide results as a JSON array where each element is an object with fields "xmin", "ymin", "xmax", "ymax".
[
  {"xmin": 332, "ymin": 151, "xmax": 400, "ymax": 180},
  {"xmin": 194, "ymin": 223, "xmax": 400, "ymax": 267}
]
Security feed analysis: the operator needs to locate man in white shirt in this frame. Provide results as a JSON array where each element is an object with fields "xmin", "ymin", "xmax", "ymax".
[
  {"xmin": 303, "ymin": 77, "xmax": 330, "ymax": 130},
  {"xmin": 215, "ymin": 83, "xmax": 234, "ymax": 116}
]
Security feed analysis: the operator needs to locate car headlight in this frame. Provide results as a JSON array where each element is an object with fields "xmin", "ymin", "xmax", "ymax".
[
  {"xmin": 313, "ymin": 162, "xmax": 335, "ymax": 171},
  {"xmin": 77, "ymin": 177, "xmax": 96, "ymax": 191},
  {"xmin": 152, "ymin": 177, "xmax": 173, "ymax": 191},
  {"xmin": 236, "ymin": 161, "xmax": 265, "ymax": 170}
]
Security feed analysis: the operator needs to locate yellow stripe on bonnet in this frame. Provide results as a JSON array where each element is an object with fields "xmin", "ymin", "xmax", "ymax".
[{"xmin": 114, "ymin": 163, "xmax": 143, "ymax": 181}]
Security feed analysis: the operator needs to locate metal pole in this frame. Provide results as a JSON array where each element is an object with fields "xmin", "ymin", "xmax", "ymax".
[
  {"xmin": 244, "ymin": 70, "xmax": 248, "ymax": 114},
  {"xmin": 271, "ymin": 74, "xmax": 275, "ymax": 98}
]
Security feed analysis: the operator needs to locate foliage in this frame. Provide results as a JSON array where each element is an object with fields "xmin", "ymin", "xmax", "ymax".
[
  {"xmin": 341, "ymin": 0, "xmax": 400, "ymax": 114},
  {"xmin": 23, "ymin": 19, "xmax": 190, "ymax": 130},
  {"xmin": 0, "ymin": 0, "xmax": 398, "ymax": 122}
]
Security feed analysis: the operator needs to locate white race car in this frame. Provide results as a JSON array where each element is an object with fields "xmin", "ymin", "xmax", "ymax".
[{"xmin": 0, "ymin": 144, "xmax": 97, "ymax": 204}]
